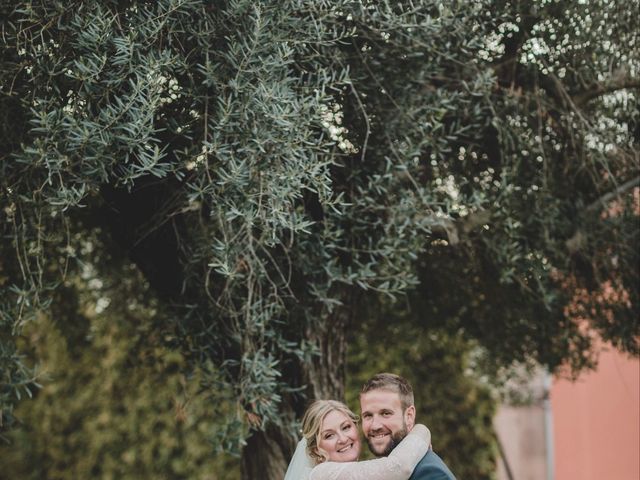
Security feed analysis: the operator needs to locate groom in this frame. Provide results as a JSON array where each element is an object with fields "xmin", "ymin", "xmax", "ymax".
[{"xmin": 359, "ymin": 373, "xmax": 456, "ymax": 479}]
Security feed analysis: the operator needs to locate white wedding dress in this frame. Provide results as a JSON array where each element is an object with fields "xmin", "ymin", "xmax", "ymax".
[{"xmin": 284, "ymin": 424, "xmax": 430, "ymax": 480}]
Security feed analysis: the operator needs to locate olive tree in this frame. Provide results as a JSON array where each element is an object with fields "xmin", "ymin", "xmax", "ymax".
[{"xmin": 1, "ymin": 1, "xmax": 637, "ymax": 478}]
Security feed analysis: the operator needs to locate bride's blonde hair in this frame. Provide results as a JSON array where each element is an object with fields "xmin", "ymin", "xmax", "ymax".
[{"xmin": 301, "ymin": 400, "xmax": 359, "ymax": 465}]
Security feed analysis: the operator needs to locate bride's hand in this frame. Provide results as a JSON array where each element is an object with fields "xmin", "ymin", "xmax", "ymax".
[{"xmin": 409, "ymin": 423, "xmax": 431, "ymax": 446}]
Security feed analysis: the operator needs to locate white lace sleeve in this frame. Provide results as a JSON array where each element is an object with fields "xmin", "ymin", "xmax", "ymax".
[{"xmin": 309, "ymin": 425, "xmax": 430, "ymax": 480}]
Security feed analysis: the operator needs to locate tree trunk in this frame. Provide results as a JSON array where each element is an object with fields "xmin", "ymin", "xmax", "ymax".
[
  {"xmin": 241, "ymin": 425, "xmax": 296, "ymax": 480},
  {"xmin": 240, "ymin": 306, "xmax": 349, "ymax": 480}
]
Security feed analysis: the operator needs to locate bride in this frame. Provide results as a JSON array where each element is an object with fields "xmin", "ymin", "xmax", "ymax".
[{"xmin": 284, "ymin": 400, "xmax": 431, "ymax": 480}]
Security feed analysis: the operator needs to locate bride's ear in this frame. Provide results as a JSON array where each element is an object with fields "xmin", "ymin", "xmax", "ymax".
[
  {"xmin": 317, "ymin": 446, "xmax": 329, "ymax": 464},
  {"xmin": 404, "ymin": 405, "xmax": 416, "ymax": 429}
]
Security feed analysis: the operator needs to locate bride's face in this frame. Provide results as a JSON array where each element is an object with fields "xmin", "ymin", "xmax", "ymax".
[{"xmin": 317, "ymin": 410, "xmax": 361, "ymax": 462}]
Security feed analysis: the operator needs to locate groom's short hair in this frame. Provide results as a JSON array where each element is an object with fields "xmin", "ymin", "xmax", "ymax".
[{"xmin": 361, "ymin": 373, "xmax": 415, "ymax": 410}]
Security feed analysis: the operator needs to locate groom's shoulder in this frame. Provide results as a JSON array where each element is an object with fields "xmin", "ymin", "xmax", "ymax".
[{"xmin": 409, "ymin": 449, "xmax": 456, "ymax": 480}]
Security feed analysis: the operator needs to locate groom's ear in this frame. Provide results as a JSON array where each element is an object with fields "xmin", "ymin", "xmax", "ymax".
[{"xmin": 404, "ymin": 405, "xmax": 416, "ymax": 430}]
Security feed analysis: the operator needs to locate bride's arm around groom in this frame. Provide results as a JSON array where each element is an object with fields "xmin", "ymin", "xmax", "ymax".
[{"xmin": 310, "ymin": 423, "xmax": 431, "ymax": 480}]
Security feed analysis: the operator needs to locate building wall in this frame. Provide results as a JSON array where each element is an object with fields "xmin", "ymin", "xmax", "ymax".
[
  {"xmin": 495, "ymin": 347, "xmax": 639, "ymax": 480},
  {"xmin": 551, "ymin": 347, "xmax": 640, "ymax": 480}
]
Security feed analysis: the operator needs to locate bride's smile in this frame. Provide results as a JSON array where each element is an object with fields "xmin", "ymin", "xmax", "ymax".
[
  {"xmin": 317, "ymin": 410, "xmax": 361, "ymax": 462},
  {"xmin": 336, "ymin": 442, "xmax": 355, "ymax": 453}
]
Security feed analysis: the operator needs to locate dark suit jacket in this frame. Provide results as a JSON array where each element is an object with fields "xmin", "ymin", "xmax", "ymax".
[{"xmin": 409, "ymin": 449, "xmax": 456, "ymax": 480}]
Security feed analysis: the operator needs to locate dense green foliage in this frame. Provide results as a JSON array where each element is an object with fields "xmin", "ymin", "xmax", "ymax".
[
  {"xmin": 0, "ymin": 239, "xmax": 240, "ymax": 479},
  {"xmin": 0, "ymin": 251, "xmax": 493, "ymax": 479},
  {"xmin": 1, "ymin": 0, "xmax": 638, "ymax": 476}
]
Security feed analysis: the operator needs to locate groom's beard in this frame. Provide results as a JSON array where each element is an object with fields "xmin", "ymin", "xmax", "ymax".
[{"xmin": 367, "ymin": 425, "xmax": 409, "ymax": 457}]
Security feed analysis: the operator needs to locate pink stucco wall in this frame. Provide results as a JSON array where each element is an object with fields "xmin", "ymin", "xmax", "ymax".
[{"xmin": 551, "ymin": 347, "xmax": 640, "ymax": 480}]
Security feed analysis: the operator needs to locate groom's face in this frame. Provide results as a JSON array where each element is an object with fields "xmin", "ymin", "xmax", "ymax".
[{"xmin": 360, "ymin": 389, "xmax": 416, "ymax": 457}]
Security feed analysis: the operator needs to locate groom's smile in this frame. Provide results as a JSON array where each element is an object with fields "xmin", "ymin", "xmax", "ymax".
[
  {"xmin": 367, "ymin": 429, "xmax": 392, "ymax": 449},
  {"xmin": 360, "ymin": 389, "xmax": 415, "ymax": 457},
  {"xmin": 368, "ymin": 429, "xmax": 391, "ymax": 441}
]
